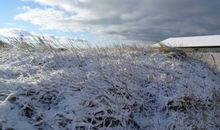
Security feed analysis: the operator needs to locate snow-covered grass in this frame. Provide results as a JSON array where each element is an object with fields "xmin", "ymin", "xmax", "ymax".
[
  {"xmin": 0, "ymin": 42, "xmax": 220, "ymax": 130},
  {"xmin": 189, "ymin": 52, "xmax": 220, "ymax": 74}
]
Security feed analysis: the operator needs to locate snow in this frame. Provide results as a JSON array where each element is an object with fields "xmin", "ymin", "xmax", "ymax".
[
  {"xmin": 0, "ymin": 28, "xmax": 33, "ymax": 38},
  {"xmin": 160, "ymin": 35, "xmax": 220, "ymax": 47},
  {"xmin": 0, "ymin": 28, "xmax": 89, "ymax": 48},
  {"xmin": 0, "ymin": 45, "xmax": 220, "ymax": 130}
]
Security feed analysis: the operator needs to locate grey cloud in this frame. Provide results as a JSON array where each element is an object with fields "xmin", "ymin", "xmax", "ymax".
[{"xmin": 18, "ymin": 0, "xmax": 220, "ymax": 41}]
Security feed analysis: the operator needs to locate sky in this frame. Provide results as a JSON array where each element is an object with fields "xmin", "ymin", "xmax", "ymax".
[{"xmin": 0, "ymin": 0, "xmax": 220, "ymax": 43}]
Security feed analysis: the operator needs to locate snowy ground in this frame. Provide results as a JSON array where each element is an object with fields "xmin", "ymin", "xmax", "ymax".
[{"xmin": 0, "ymin": 45, "xmax": 220, "ymax": 130}]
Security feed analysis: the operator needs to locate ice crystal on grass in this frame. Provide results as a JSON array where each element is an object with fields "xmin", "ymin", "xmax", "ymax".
[{"xmin": 0, "ymin": 44, "xmax": 219, "ymax": 130}]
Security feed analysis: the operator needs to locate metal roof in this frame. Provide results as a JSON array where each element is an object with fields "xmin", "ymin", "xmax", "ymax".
[{"xmin": 160, "ymin": 35, "xmax": 220, "ymax": 48}]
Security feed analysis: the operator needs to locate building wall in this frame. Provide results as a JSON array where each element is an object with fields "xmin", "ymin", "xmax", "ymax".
[{"xmin": 180, "ymin": 47, "xmax": 220, "ymax": 52}]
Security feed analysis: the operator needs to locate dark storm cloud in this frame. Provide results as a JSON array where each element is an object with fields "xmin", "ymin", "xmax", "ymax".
[{"xmin": 16, "ymin": 0, "xmax": 220, "ymax": 41}]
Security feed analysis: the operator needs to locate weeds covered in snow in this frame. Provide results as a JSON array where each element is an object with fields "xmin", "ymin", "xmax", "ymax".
[{"xmin": 0, "ymin": 43, "xmax": 220, "ymax": 130}]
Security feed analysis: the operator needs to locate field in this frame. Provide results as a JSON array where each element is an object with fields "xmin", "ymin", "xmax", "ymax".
[{"xmin": 0, "ymin": 42, "xmax": 220, "ymax": 130}]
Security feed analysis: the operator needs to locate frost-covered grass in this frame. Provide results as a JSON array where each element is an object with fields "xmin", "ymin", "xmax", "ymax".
[
  {"xmin": 190, "ymin": 52, "xmax": 220, "ymax": 74},
  {"xmin": 0, "ymin": 42, "xmax": 220, "ymax": 130}
]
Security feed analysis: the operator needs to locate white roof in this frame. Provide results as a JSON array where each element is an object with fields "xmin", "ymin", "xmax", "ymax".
[{"xmin": 160, "ymin": 35, "xmax": 220, "ymax": 47}]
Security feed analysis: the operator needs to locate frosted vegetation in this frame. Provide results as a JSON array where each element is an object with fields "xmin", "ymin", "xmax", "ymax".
[{"xmin": 0, "ymin": 39, "xmax": 220, "ymax": 130}]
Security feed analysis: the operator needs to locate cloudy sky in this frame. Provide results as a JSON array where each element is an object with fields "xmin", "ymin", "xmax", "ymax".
[{"xmin": 0, "ymin": 0, "xmax": 220, "ymax": 42}]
